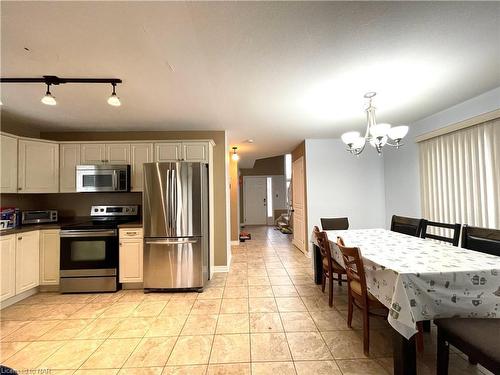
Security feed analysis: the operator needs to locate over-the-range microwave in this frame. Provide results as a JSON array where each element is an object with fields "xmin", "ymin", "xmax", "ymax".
[{"xmin": 76, "ymin": 165, "xmax": 130, "ymax": 192}]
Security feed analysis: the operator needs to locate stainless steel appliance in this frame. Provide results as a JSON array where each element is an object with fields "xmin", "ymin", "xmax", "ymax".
[
  {"xmin": 143, "ymin": 162, "xmax": 209, "ymax": 291},
  {"xmin": 21, "ymin": 209, "xmax": 58, "ymax": 224},
  {"xmin": 59, "ymin": 205, "xmax": 138, "ymax": 293},
  {"xmin": 76, "ymin": 165, "xmax": 130, "ymax": 192}
]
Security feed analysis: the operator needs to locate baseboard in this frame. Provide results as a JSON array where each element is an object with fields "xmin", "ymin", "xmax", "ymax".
[
  {"xmin": 213, "ymin": 265, "xmax": 230, "ymax": 273},
  {"xmin": 122, "ymin": 282, "xmax": 143, "ymax": 290},
  {"xmin": 1, "ymin": 287, "xmax": 39, "ymax": 309}
]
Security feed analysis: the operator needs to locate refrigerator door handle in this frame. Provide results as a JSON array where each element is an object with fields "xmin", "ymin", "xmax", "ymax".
[{"xmin": 145, "ymin": 238, "xmax": 198, "ymax": 245}]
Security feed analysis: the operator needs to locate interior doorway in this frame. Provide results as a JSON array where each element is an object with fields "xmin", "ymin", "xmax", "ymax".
[
  {"xmin": 292, "ymin": 156, "xmax": 306, "ymax": 253},
  {"xmin": 243, "ymin": 176, "xmax": 268, "ymax": 225}
]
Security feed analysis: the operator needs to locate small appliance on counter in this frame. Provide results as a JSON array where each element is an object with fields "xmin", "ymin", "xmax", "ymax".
[
  {"xmin": 0, "ymin": 207, "xmax": 21, "ymax": 230},
  {"xmin": 21, "ymin": 209, "xmax": 58, "ymax": 224},
  {"xmin": 59, "ymin": 205, "xmax": 139, "ymax": 293},
  {"xmin": 76, "ymin": 164, "xmax": 130, "ymax": 192}
]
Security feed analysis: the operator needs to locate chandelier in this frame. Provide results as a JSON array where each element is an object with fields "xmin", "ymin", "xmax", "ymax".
[{"xmin": 341, "ymin": 92, "xmax": 409, "ymax": 155}]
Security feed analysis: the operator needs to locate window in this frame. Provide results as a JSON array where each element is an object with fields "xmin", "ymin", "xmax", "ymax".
[{"xmin": 419, "ymin": 118, "xmax": 499, "ymax": 229}]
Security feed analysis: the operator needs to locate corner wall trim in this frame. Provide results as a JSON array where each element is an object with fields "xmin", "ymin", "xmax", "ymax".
[
  {"xmin": 213, "ymin": 265, "xmax": 230, "ymax": 273},
  {"xmin": 231, "ymin": 240, "xmax": 239, "ymax": 246}
]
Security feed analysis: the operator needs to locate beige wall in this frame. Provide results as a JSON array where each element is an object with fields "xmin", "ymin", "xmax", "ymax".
[
  {"xmin": 229, "ymin": 154, "xmax": 239, "ymax": 242},
  {"xmin": 35, "ymin": 130, "xmax": 229, "ymax": 267}
]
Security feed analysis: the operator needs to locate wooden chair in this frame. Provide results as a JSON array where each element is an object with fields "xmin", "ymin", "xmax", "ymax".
[
  {"xmin": 313, "ymin": 226, "xmax": 347, "ymax": 307},
  {"xmin": 461, "ymin": 225, "xmax": 500, "ymax": 256},
  {"xmin": 336, "ymin": 236, "xmax": 388, "ymax": 355},
  {"xmin": 390, "ymin": 215, "xmax": 423, "ymax": 237},
  {"xmin": 421, "ymin": 220, "xmax": 461, "ymax": 246},
  {"xmin": 435, "ymin": 318, "xmax": 500, "ymax": 374},
  {"xmin": 320, "ymin": 217, "xmax": 349, "ymax": 231}
]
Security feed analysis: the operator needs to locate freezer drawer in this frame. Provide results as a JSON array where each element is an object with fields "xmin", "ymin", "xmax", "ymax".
[{"xmin": 143, "ymin": 237, "xmax": 204, "ymax": 289}]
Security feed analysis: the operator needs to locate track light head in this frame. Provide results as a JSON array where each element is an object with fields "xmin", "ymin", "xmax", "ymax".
[
  {"xmin": 41, "ymin": 84, "xmax": 56, "ymax": 105},
  {"xmin": 107, "ymin": 83, "xmax": 121, "ymax": 106}
]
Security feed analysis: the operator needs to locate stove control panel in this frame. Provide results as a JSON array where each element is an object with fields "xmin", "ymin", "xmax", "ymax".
[{"xmin": 90, "ymin": 205, "xmax": 139, "ymax": 216}]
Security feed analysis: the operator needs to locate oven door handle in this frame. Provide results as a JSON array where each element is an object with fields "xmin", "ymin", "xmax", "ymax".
[
  {"xmin": 60, "ymin": 229, "xmax": 117, "ymax": 237},
  {"xmin": 145, "ymin": 238, "xmax": 198, "ymax": 245}
]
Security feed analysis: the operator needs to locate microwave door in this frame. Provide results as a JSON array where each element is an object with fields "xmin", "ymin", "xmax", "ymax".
[{"xmin": 77, "ymin": 170, "xmax": 114, "ymax": 192}]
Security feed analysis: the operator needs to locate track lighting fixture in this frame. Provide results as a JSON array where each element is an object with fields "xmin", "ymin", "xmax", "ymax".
[
  {"xmin": 41, "ymin": 84, "xmax": 57, "ymax": 106},
  {"xmin": 231, "ymin": 147, "xmax": 239, "ymax": 161},
  {"xmin": 0, "ymin": 75, "xmax": 123, "ymax": 106},
  {"xmin": 107, "ymin": 83, "xmax": 121, "ymax": 106}
]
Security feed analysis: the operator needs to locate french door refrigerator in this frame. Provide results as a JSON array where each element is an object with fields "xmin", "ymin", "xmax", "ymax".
[{"xmin": 143, "ymin": 162, "xmax": 209, "ymax": 291}]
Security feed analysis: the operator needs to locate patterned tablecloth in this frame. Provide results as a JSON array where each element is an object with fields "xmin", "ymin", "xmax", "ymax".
[{"xmin": 314, "ymin": 228, "xmax": 500, "ymax": 339}]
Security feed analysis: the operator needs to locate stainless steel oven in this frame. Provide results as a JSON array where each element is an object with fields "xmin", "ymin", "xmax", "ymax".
[
  {"xmin": 60, "ymin": 229, "xmax": 119, "ymax": 293},
  {"xmin": 76, "ymin": 165, "xmax": 130, "ymax": 192}
]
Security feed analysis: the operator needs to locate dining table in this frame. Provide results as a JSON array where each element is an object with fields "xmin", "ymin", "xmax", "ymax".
[{"xmin": 312, "ymin": 228, "xmax": 500, "ymax": 375}]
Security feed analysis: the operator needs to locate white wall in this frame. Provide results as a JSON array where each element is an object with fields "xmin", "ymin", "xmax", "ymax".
[
  {"xmin": 305, "ymin": 139, "xmax": 386, "ymax": 251},
  {"xmin": 383, "ymin": 86, "xmax": 500, "ymax": 227}
]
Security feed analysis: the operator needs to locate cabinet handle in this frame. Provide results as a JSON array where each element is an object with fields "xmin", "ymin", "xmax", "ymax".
[
  {"xmin": 18, "ymin": 237, "xmax": 22, "ymax": 240},
  {"xmin": 126, "ymin": 232, "xmax": 137, "ymax": 235},
  {"xmin": 18, "ymin": 187, "xmax": 22, "ymax": 190}
]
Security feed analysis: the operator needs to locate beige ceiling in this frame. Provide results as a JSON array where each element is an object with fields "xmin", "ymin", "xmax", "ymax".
[{"xmin": 1, "ymin": 1, "xmax": 499, "ymax": 167}]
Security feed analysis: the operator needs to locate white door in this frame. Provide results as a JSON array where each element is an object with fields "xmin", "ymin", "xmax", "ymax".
[
  {"xmin": 244, "ymin": 176, "xmax": 268, "ymax": 225},
  {"xmin": 106, "ymin": 144, "xmax": 130, "ymax": 164},
  {"xmin": 292, "ymin": 157, "xmax": 306, "ymax": 253},
  {"xmin": 18, "ymin": 140, "xmax": 59, "ymax": 193},
  {"xmin": 59, "ymin": 144, "xmax": 81, "ymax": 192},
  {"xmin": 155, "ymin": 143, "xmax": 183, "ymax": 162},
  {"xmin": 81, "ymin": 144, "xmax": 106, "ymax": 164},
  {"xmin": 130, "ymin": 143, "xmax": 153, "ymax": 191},
  {"xmin": 0, "ymin": 235, "xmax": 16, "ymax": 301},
  {"xmin": 0, "ymin": 134, "xmax": 18, "ymax": 193},
  {"xmin": 15, "ymin": 231, "xmax": 40, "ymax": 294}
]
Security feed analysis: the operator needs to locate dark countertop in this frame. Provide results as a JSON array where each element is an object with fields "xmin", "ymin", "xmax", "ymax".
[
  {"xmin": 0, "ymin": 223, "xmax": 61, "ymax": 236},
  {"xmin": 118, "ymin": 222, "xmax": 143, "ymax": 229}
]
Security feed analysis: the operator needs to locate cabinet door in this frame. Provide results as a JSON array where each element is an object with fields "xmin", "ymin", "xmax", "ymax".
[
  {"xmin": 15, "ymin": 231, "xmax": 40, "ymax": 294},
  {"xmin": 18, "ymin": 140, "xmax": 59, "ymax": 193},
  {"xmin": 182, "ymin": 142, "xmax": 208, "ymax": 162},
  {"xmin": 80, "ymin": 144, "xmax": 106, "ymax": 164},
  {"xmin": 39, "ymin": 230, "xmax": 60, "ymax": 285},
  {"xmin": 119, "ymin": 239, "xmax": 143, "ymax": 282},
  {"xmin": 106, "ymin": 144, "xmax": 130, "ymax": 164},
  {"xmin": 0, "ymin": 134, "xmax": 18, "ymax": 193},
  {"xmin": 130, "ymin": 144, "xmax": 153, "ymax": 191},
  {"xmin": 59, "ymin": 144, "xmax": 81, "ymax": 192},
  {"xmin": 154, "ymin": 143, "xmax": 183, "ymax": 162},
  {"xmin": 0, "ymin": 235, "xmax": 16, "ymax": 301}
]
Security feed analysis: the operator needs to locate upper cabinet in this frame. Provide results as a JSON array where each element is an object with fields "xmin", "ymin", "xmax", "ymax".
[
  {"xmin": 18, "ymin": 139, "xmax": 59, "ymax": 193},
  {"xmin": 80, "ymin": 144, "xmax": 106, "ymax": 164},
  {"xmin": 155, "ymin": 141, "xmax": 210, "ymax": 162},
  {"xmin": 182, "ymin": 142, "xmax": 208, "ymax": 162},
  {"xmin": 155, "ymin": 142, "xmax": 183, "ymax": 162},
  {"xmin": 131, "ymin": 143, "xmax": 153, "ymax": 192},
  {"xmin": 60, "ymin": 144, "xmax": 81, "ymax": 192},
  {"xmin": 106, "ymin": 144, "xmax": 130, "ymax": 164},
  {"xmin": 0, "ymin": 134, "xmax": 18, "ymax": 193}
]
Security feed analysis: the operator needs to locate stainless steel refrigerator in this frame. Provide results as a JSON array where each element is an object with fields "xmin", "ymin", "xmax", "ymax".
[{"xmin": 143, "ymin": 162, "xmax": 209, "ymax": 290}]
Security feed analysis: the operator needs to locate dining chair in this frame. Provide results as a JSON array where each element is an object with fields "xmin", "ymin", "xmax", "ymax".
[
  {"xmin": 320, "ymin": 217, "xmax": 349, "ymax": 230},
  {"xmin": 313, "ymin": 227, "xmax": 347, "ymax": 306},
  {"xmin": 420, "ymin": 220, "xmax": 461, "ymax": 246},
  {"xmin": 390, "ymin": 215, "xmax": 423, "ymax": 237},
  {"xmin": 336, "ymin": 236, "xmax": 388, "ymax": 355},
  {"xmin": 461, "ymin": 225, "xmax": 500, "ymax": 256},
  {"xmin": 435, "ymin": 318, "xmax": 500, "ymax": 374}
]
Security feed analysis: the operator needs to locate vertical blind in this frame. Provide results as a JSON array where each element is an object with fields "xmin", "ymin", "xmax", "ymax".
[{"xmin": 419, "ymin": 118, "xmax": 500, "ymax": 230}]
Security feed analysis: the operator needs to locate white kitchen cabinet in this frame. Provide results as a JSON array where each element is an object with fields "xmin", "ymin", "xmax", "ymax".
[
  {"xmin": 119, "ymin": 228, "xmax": 143, "ymax": 283},
  {"xmin": 18, "ymin": 139, "xmax": 59, "ymax": 193},
  {"xmin": 0, "ymin": 134, "xmax": 18, "ymax": 193},
  {"xmin": 106, "ymin": 144, "xmax": 130, "ymax": 164},
  {"xmin": 59, "ymin": 143, "xmax": 81, "ymax": 192},
  {"xmin": 182, "ymin": 142, "xmax": 208, "ymax": 162},
  {"xmin": 15, "ymin": 231, "xmax": 40, "ymax": 294},
  {"xmin": 131, "ymin": 143, "xmax": 153, "ymax": 191},
  {"xmin": 1, "ymin": 235, "xmax": 16, "ymax": 302},
  {"xmin": 155, "ymin": 142, "xmax": 183, "ymax": 162},
  {"xmin": 39, "ymin": 229, "xmax": 60, "ymax": 285},
  {"xmin": 80, "ymin": 143, "xmax": 106, "ymax": 164}
]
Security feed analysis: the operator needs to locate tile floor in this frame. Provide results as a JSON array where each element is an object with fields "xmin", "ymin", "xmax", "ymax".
[{"xmin": 0, "ymin": 226, "xmax": 491, "ymax": 374}]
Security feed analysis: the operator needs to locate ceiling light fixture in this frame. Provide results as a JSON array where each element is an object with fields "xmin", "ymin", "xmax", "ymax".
[
  {"xmin": 341, "ymin": 92, "xmax": 409, "ymax": 155},
  {"xmin": 107, "ymin": 83, "xmax": 121, "ymax": 106},
  {"xmin": 231, "ymin": 147, "xmax": 239, "ymax": 161},
  {"xmin": 41, "ymin": 84, "xmax": 56, "ymax": 106},
  {"xmin": 0, "ymin": 75, "xmax": 122, "ymax": 106}
]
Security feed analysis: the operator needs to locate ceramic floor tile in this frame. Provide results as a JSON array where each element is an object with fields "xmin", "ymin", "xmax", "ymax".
[
  {"xmin": 118, "ymin": 368, "xmax": 163, "ymax": 375},
  {"xmin": 250, "ymin": 333, "xmax": 292, "ymax": 362},
  {"xmin": 337, "ymin": 359, "xmax": 389, "ymax": 375},
  {"xmin": 146, "ymin": 315, "xmax": 188, "ymax": 337},
  {"xmin": 286, "ymin": 331, "xmax": 332, "ymax": 360},
  {"xmin": 310, "ymin": 310, "xmax": 349, "ymax": 331},
  {"xmin": 248, "ymin": 285, "xmax": 274, "ymax": 298},
  {"xmin": 249, "ymin": 313, "xmax": 283, "ymax": 333},
  {"xmin": 210, "ymin": 333, "xmax": 250, "ymax": 363},
  {"xmin": 181, "ymin": 314, "xmax": 218, "ymax": 335},
  {"xmin": 216, "ymin": 314, "xmax": 250, "ymax": 334},
  {"xmin": 0, "ymin": 341, "xmax": 29, "ymax": 361},
  {"xmin": 208, "ymin": 363, "xmax": 251, "ymax": 374},
  {"xmin": 160, "ymin": 300, "xmax": 195, "ymax": 315},
  {"xmin": 251, "ymin": 362, "xmax": 296, "ymax": 375},
  {"xmin": 198, "ymin": 287, "xmax": 224, "ymax": 299},
  {"xmin": 123, "ymin": 336, "xmax": 177, "ymax": 367},
  {"xmin": 167, "ymin": 335, "xmax": 213, "ymax": 365},
  {"xmin": 294, "ymin": 360, "xmax": 342, "ymax": 375},
  {"xmin": 220, "ymin": 298, "xmax": 248, "ymax": 314},
  {"xmin": 223, "ymin": 287, "xmax": 249, "ymax": 299},
  {"xmin": 69, "ymin": 303, "xmax": 111, "ymax": 319},
  {"xmin": 131, "ymin": 301, "xmax": 167, "ymax": 317},
  {"xmin": 3, "ymin": 340, "xmax": 66, "ymax": 370},
  {"xmin": 76, "ymin": 318, "xmax": 122, "ymax": 339},
  {"xmin": 39, "ymin": 319, "xmax": 91, "ymax": 340},
  {"xmin": 82, "ymin": 338, "xmax": 141, "ymax": 369},
  {"xmin": 110, "ymin": 317, "xmax": 154, "ymax": 338},
  {"xmin": 190, "ymin": 299, "xmax": 222, "ymax": 315},
  {"xmin": 162, "ymin": 365, "xmax": 208, "ymax": 375},
  {"xmin": 0, "ymin": 321, "xmax": 30, "ymax": 339},
  {"xmin": 74, "ymin": 369, "xmax": 119, "ymax": 375},
  {"xmin": 40, "ymin": 339, "xmax": 103, "ymax": 369},
  {"xmin": 321, "ymin": 330, "xmax": 367, "ymax": 359},
  {"xmin": 280, "ymin": 312, "xmax": 317, "ymax": 332},
  {"xmin": 249, "ymin": 298, "xmax": 278, "ymax": 313},
  {"xmin": 100, "ymin": 302, "xmax": 140, "ymax": 318},
  {"xmin": 2, "ymin": 320, "xmax": 60, "ymax": 341}
]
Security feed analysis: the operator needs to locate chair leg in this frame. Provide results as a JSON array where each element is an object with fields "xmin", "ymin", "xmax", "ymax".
[
  {"xmin": 437, "ymin": 329, "xmax": 449, "ymax": 375},
  {"xmin": 328, "ymin": 274, "xmax": 334, "ymax": 307},
  {"xmin": 416, "ymin": 322, "xmax": 424, "ymax": 353},
  {"xmin": 338, "ymin": 273, "xmax": 342, "ymax": 286},
  {"xmin": 321, "ymin": 274, "xmax": 326, "ymax": 293},
  {"xmin": 362, "ymin": 306, "xmax": 370, "ymax": 356},
  {"xmin": 422, "ymin": 320, "xmax": 431, "ymax": 332},
  {"xmin": 347, "ymin": 294, "xmax": 353, "ymax": 328}
]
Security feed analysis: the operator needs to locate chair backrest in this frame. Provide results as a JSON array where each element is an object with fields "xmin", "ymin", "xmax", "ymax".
[
  {"xmin": 320, "ymin": 217, "xmax": 349, "ymax": 231},
  {"xmin": 315, "ymin": 230, "xmax": 333, "ymax": 270},
  {"xmin": 461, "ymin": 225, "xmax": 500, "ymax": 256},
  {"xmin": 336, "ymin": 236, "xmax": 369, "ymax": 300},
  {"xmin": 390, "ymin": 215, "xmax": 423, "ymax": 237},
  {"xmin": 421, "ymin": 220, "xmax": 461, "ymax": 246}
]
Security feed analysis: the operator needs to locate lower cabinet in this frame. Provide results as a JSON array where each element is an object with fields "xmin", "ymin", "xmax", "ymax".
[
  {"xmin": 39, "ymin": 229, "xmax": 60, "ymax": 285},
  {"xmin": 1, "ymin": 235, "xmax": 16, "ymax": 301},
  {"xmin": 15, "ymin": 231, "xmax": 40, "ymax": 294},
  {"xmin": 119, "ymin": 228, "xmax": 143, "ymax": 283}
]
